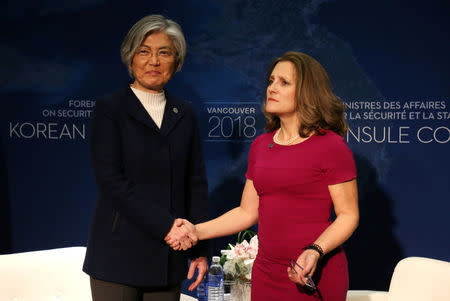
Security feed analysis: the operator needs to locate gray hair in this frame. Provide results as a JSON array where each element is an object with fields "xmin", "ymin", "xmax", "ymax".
[{"xmin": 120, "ymin": 15, "xmax": 186, "ymax": 77}]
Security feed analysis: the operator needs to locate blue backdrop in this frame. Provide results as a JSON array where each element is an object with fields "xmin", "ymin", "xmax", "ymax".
[{"xmin": 1, "ymin": 0, "xmax": 449, "ymax": 294}]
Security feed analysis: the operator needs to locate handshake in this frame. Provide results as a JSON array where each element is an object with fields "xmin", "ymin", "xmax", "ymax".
[{"xmin": 164, "ymin": 218, "xmax": 199, "ymax": 251}]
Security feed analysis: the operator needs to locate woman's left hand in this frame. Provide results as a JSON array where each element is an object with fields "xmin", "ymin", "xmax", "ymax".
[
  {"xmin": 187, "ymin": 256, "xmax": 208, "ymax": 291},
  {"xmin": 287, "ymin": 249, "xmax": 320, "ymax": 286}
]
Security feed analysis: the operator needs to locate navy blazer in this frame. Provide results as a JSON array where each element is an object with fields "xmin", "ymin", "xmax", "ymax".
[{"xmin": 83, "ymin": 86, "xmax": 209, "ymax": 287}]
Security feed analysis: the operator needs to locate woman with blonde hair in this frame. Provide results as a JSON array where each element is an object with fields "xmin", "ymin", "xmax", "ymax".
[{"xmin": 168, "ymin": 51, "xmax": 359, "ymax": 301}]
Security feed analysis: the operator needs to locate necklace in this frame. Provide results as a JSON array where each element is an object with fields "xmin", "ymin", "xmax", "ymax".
[{"xmin": 273, "ymin": 128, "xmax": 299, "ymax": 145}]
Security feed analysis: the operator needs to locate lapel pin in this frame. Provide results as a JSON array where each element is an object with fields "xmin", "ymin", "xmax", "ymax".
[
  {"xmin": 268, "ymin": 143, "xmax": 274, "ymax": 149},
  {"xmin": 173, "ymin": 107, "xmax": 179, "ymax": 114}
]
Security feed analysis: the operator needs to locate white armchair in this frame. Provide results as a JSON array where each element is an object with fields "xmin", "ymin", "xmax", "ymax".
[
  {"xmin": 0, "ymin": 247, "xmax": 92, "ymax": 301},
  {"xmin": 0, "ymin": 247, "xmax": 197, "ymax": 301},
  {"xmin": 346, "ymin": 256, "xmax": 450, "ymax": 301}
]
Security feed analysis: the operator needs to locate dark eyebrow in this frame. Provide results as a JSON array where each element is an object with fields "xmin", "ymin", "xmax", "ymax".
[
  {"xmin": 270, "ymin": 75, "xmax": 290, "ymax": 82},
  {"xmin": 138, "ymin": 45, "xmax": 172, "ymax": 50}
]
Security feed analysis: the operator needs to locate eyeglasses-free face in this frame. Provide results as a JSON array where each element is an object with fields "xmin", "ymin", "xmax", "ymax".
[
  {"xmin": 130, "ymin": 31, "xmax": 176, "ymax": 93},
  {"xmin": 266, "ymin": 61, "xmax": 298, "ymax": 118},
  {"xmin": 288, "ymin": 259, "xmax": 317, "ymax": 290}
]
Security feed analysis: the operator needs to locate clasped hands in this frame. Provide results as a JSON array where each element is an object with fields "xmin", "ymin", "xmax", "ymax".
[
  {"xmin": 164, "ymin": 218, "xmax": 198, "ymax": 251},
  {"xmin": 165, "ymin": 219, "xmax": 207, "ymax": 291}
]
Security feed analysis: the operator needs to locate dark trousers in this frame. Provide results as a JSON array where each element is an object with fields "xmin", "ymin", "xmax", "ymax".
[{"xmin": 90, "ymin": 277, "xmax": 181, "ymax": 301}]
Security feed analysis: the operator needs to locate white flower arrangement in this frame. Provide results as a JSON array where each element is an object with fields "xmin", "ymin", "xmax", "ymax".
[{"xmin": 220, "ymin": 231, "xmax": 258, "ymax": 281}]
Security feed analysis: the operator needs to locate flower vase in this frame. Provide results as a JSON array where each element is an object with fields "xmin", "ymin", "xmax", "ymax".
[
  {"xmin": 230, "ymin": 279, "xmax": 251, "ymax": 301},
  {"xmin": 241, "ymin": 280, "xmax": 251, "ymax": 301}
]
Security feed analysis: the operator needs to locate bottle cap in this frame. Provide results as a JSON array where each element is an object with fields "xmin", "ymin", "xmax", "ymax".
[{"xmin": 212, "ymin": 256, "xmax": 220, "ymax": 262}]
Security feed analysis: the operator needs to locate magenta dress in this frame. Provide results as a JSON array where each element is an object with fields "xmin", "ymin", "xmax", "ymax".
[{"xmin": 246, "ymin": 130, "xmax": 356, "ymax": 301}]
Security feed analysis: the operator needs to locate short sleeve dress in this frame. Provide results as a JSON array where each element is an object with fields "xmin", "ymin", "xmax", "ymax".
[{"xmin": 246, "ymin": 129, "xmax": 356, "ymax": 301}]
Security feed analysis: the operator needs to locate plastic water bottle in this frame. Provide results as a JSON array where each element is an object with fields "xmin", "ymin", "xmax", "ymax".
[
  {"xmin": 207, "ymin": 256, "xmax": 224, "ymax": 301},
  {"xmin": 196, "ymin": 278, "xmax": 207, "ymax": 301}
]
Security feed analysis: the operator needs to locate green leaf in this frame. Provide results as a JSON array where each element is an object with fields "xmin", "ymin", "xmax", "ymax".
[
  {"xmin": 237, "ymin": 230, "xmax": 256, "ymax": 243},
  {"xmin": 235, "ymin": 262, "xmax": 241, "ymax": 274},
  {"xmin": 220, "ymin": 255, "xmax": 227, "ymax": 266}
]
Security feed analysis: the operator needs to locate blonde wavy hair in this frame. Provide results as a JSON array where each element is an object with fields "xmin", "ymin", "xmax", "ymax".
[{"xmin": 263, "ymin": 51, "xmax": 348, "ymax": 137}]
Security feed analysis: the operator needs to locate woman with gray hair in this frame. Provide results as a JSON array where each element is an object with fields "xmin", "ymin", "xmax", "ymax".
[{"xmin": 83, "ymin": 14, "xmax": 209, "ymax": 301}]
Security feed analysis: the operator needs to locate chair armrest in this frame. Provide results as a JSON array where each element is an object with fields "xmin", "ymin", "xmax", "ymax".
[
  {"xmin": 180, "ymin": 293, "xmax": 197, "ymax": 301},
  {"xmin": 346, "ymin": 290, "xmax": 388, "ymax": 301}
]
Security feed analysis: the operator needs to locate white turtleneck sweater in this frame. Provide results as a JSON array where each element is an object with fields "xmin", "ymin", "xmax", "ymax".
[{"xmin": 130, "ymin": 86, "xmax": 166, "ymax": 129}]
